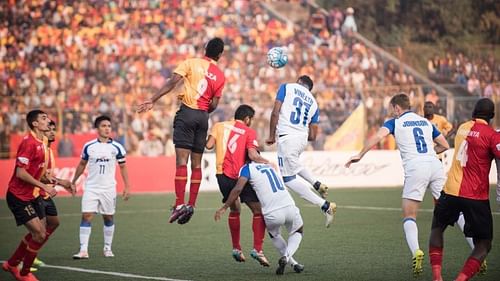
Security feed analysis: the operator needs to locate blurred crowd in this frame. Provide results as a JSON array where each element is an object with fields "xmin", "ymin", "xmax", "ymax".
[
  {"xmin": 1, "ymin": 0, "xmax": 428, "ymax": 157},
  {"xmin": 427, "ymin": 52, "xmax": 500, "ymax": 97}
]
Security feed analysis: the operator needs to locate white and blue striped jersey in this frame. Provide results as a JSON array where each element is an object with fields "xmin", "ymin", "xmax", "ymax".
[
  {"xmin": 239, "ymin": 162, "xmax": 295, "ymax": 215},
  {"xmin": 81, "ymin": 138, "xmax": 126, "ymax": 191},
  {"xmin": 383, "ymin": 111, "xmax": 441, "ymax": 167},
  {"xmin": 276, "ymin": 83, "xmax": 320, "ymax": 136}
]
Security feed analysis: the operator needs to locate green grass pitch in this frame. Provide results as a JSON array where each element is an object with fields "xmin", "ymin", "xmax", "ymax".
[{"xmin": 1, "ymin": 188, "xmax": 499, "ymax": 281}]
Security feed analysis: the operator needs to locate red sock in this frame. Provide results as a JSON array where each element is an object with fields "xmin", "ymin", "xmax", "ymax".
[
  {"xmin": 228, "ymin": 211, "xmax": 241, "ymax": 250},
  {"xmin": 174, "ymin": 165, "xmax": 187, "ymax": 206},
  {"xmin": 7, "ymin": 233, "xmax": 32, "ymax": 266},
  {"xmin": 188, "ymin": 168, "xmax": 202, "ymax": 207},
  {"xmin": 456, "ymin": 257, "xmax": 481, "ymax": 281},
  {"xmin": 429, "ymin": 247, "xmax": 443, "ymax": 280},
  {"xmin": 20, "ymin": 239, "xmax": 44, "ymax": 276},
  {"xmin": 252, "ymin": 214, "xmax": 266, "ymax": 252}
]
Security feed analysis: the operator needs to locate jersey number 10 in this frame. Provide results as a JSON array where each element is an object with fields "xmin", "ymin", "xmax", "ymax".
[{"xmin": 260, "ymin": 168, "xmax": 285, "ymax": 193}]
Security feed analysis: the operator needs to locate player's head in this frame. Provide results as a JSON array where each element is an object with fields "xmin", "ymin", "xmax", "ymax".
[
  {"xmin": 205, "ymin": 37, "xmax": 224, "ymax": 61},
  {"xmin": 45, "ymin": 120, "xmax": 56, "ymax": 143},
  {"xmin": 472, "ymin": 98, "xmax": 495, "ymax": 123},
  {"xmin": 26, "ymin": 109, "xmax": 49, "ymax": 132},
  {"xmin": 94, "ymin": 115, "xmax": 112, "ymax": 138},
  {"xmin": 423, "ymin": 101, "xmax": 435, "ymax": 118},
  {"xmin": 234, "ymin": 104, "xmax": 255, "ymax": 126},
  {"xmin": 297, "ymin": 75, "xmax": 313, "ymax": 91},
  {"xmin": 389, "ymin": 93, "xmax": 411, "ymax": 116}
]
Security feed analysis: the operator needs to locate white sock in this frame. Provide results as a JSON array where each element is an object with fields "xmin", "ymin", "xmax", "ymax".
[
  {"xmin": 79, "ymin": 226, "xmax": 91, "ymax": 252},
  {"xmin": 285, "ymin": 177, "xmax": 324, "ymax": 206},
  {"xmin": 403, "ymin": 218, "xmax": 420, "ymax": 256},
  {"xmin": 270, "ymin": 234, "xmax": 288, "ymax": 256},
  {"xmin": 298, "ymin": 168, "xmax": 316, "ymax": 186},
  {"xmin": 286, "ymin": 232, "xmax": 302, "ymax": 258},
  {"xmin": 456, "ymin": 213, "xmax": 475, "ymax": 249},
  {"xmin": 103, "ymin": 224, "xmax": 115, "ymax": 251},
  {"xmin": 289, "ymin": 256, "xmax": 298, "ymax": 266}
]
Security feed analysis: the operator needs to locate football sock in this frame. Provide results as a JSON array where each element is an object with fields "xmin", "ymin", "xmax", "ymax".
[
  {"xmin": 252, "ymin": 214, "xmax": 265, "ymax": 252},
  {"xmin": 79, "ymin": 221, "xmax": 92, "ymax": 252},
  {"xmin": 456, "ymin": 213, "xmax": 475, "ymax": 249},
  {"xmin": 228, "ymin": 211, "xmax": 241, "ymax": 250},
  {"xmin": 20, "ymin": 239, "xmax": 43, "ymax": 276},
  {"xmin": 188, "ymin": 168, "xmax": 202, "ymax": 207},
  {"xmin": 429, "ymin": 246, "xmax": 443, "ymax": 280},
  {"xmin": 174, "ymin": 165, "xmax": 188, "ymax": 206},
  {"xmin": 287, "ymin": 232, "xmax": 302, "ymax": 258},
  {"xmin": 289, "ymin": 256, "xmax": 298, "ymax": 266},
  {"xmin": 270, "ymin": 234, "xmax": 287, "ymax": 256},
  {"xmin": 103, "ymin": 221, "xmax": 115, "ymax": 251},
  {"xmin": 456, "ymin": 257, "xmax": 481, "ymax": 281},
  {"xmin": 403, "ymin": 217, "xmax": 420, "ymax": 255},
  {"xmin": 297, "ymin": 168, "xmax": 316, "ymax": 186},
  {"xmin": 8, "ymin": 233, "xmax": 31, "ymax": 266},
  {"xmin": 284, "ymin": 176, "xmax": 324, "ymax": 206}
]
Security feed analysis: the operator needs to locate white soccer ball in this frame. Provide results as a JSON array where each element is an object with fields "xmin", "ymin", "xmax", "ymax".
[{"xmin": 267, "ymin": 47, "xmax": 288, "ymax": 69}]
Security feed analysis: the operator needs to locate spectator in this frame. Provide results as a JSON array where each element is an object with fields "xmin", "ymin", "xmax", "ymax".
[
  {"xmin": 341, "ymin": 7, "xmax": 357, "ymax": 34},
  {"xmin": 57, "ymin": 132, "xmax": 74, "ymax": 157}
]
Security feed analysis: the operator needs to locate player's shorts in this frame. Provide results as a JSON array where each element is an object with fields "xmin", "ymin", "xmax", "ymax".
[
  {"xmin": 42, "ymin": 197, "xmax": 58, "ymax": 216},
  {"xmin": 265, "ymin": 205, "xmax": 303, "ymax": 237},
  {"xmin": 216, "ymin": 173, "xmax": 259, "ymax": 204},
  {"xmin": 6, "ymin": 191, "xmax": 45, "ymax": 226},
  {"xmin": 173, "ymin": 104, "xmax": 209, "ymax": 154},
  {"xmin": 82, "ymin": 189, "xmax": 116, "ymax": 215},
  {"xmin": 402, "ymin": 158, "xmax": 445, "ymax": 201},
  {"xmin": 277, "ymin": 134, "xmax": 308, "ymax": 177},
  {"xmin": 432, "ymin": 192, "xmax": 493, "ymax": 240}
]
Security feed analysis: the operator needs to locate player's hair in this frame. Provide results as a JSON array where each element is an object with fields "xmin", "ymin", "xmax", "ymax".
[
  {"xmin": 49, "ymin": 120, "xmax": 56, "ymax": 128},
  {"xmin": 297, "ymin": 75, "xmax": 314, "ymax": 91},
  {"xmin": 472, "ymin": 98, "xmax": 495, "ymax": 122},
  {"xmin": 205, "ymin": 38, "xmax": 224, "ymax": 61},
  {"xmin": 389, "ymin": 93, "xmax": 411, "ymax": 110},
  {"xmin": 94, "ymin": 115, "xmax": 111, "ymax": 128},
  {"xmin": 234, "ymin": 104, "xmax": 255, "ymax": 121},
  {"xmin": 26, "ymin": 109, "xmax": 47, "ymax": 130}
]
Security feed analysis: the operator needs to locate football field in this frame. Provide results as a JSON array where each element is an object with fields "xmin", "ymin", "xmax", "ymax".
[{"xmin": 1, "ymin": 188, "xmax": 499, "ymax": 281}]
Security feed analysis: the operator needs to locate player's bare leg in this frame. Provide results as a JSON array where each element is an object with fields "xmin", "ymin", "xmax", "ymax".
[
  {"xmin": 246, "ymin": 201, "xmax": 268, "ymax": 266},
  {"xmin": 74, "ymin": 213, "xmax": 93, "ymax": 259},
  {"xmin": 402, "ymin": 199, "xmax": 424, "ymax": 276},
  {"xmin": 102, "ymin": 215, "xmax": 115, "ymax": 257},
  {"xmin": 454, "ymin": 239, "xmax": 491, "ymax": 281},
  {"xmin": 170, "ymin": 148, "xmax": 191, "ymax": 223},
  {"xmin": 178, "ymin": 151, "xmax": 202, "ymax": 224}
]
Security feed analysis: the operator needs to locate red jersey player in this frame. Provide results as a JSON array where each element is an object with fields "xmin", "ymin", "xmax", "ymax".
[
  {"xmin": 206, "ymin": 104, "xmax": 270, "ymax": 266},
  {"xmin": 137, "ymin": 38, "xmax": 225, "ymax": 224},
  {"xmin": 429, "ymin": 98, "xmax": 500, "ymax": 281},
  {"xmin": 3, "ymin": 110, "xmax": 57, "ymax": 281}
]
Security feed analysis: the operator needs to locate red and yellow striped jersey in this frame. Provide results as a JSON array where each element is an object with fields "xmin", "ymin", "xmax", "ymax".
[
  {"xmin": 38, "ymin": 147, "xmax": 55, "ymax": 199},
  {"xmin": 210, "ymin": 120, "xmax": 258, "ymax": 179},
  {"xmin": 444, "ymin": 119, "xmax": 500, "ymax": 200},
  {"xmin": 173, "ymin": 57, "xmax": 225, "ymax": 111}
]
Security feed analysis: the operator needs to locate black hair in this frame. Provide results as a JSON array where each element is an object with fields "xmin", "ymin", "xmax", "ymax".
[
  {"xmin": 94, "ymin": 115, "xmax": 111, "ymax": 128},
  {"xmin": 234, "ymin": 104, "xmax": 255, "ymax": 121},
  {"xmin": 26, "ymin": 109, "xmax": 47, "ymax": 130},
  {"xmin": 297, "ymin": 75, "xmax": 314, "ymax": 91},
  {"xmin": 472, "ymin": 98, "xmax": 495, "ymax": 122},
  {"xmin": 49, "ymin": 120, "xmax": 56, "ymax": 128},
  {"xmin": 205, "ymin": 38, "xmax": 224, "ymax": 60}
]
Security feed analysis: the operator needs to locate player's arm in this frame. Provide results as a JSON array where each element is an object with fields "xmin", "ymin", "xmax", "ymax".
[
  {"xmin": 248, "ymin": 147, "xmax": 269, "ymax": 164},
  {"xmin": 432, "ymin": 124, "xmax": 449, "ymax": 154},
  {"xmin": 119, "ymin": 163, "xmax": 131, "ymax": 201},
  {"xmin": 442, "ymin": 119, "xmax": 453, "ymax": 136},
  {"xmin": 208, "ymin": 96, "xmax": 220, "ymax": 113},
  {"xmin": 206, "ymin": 135, "xmax": 216, "ymax": 150},
  {"xmin": 15, "ymin": 167, "xmax": 56, "ymax": 197},
  {"xmin": 266, "ymin": 100, "xmax": 282, "ymax": 145},
  {"xmin": 308, "ymin": 124, "xmax": 319, "ymax": 141},
  {"xmin": 345, "ymin": 126, "xmax": 390, "ymax": 168},
  {"xmin": 137, "ymin": 73, "xmax": 183, "ymax": 113},
  {"xmin": 72, "ymin": 159, "xmax": 88, "ymax": 186},
  {"xmin": 214, "ymin": 176, "xmax": 249, "ymax": 221}
]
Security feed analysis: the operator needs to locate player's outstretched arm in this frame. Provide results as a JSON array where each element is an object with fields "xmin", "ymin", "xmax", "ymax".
[
  {"xmin": 266, "ymin": 100, "xmax": 282, "ymax": 145},
  {"xmin": 208, "ymin": 96, "xmax": 220, "ymax": 113},
  {"xmin": 119, "ymin": 163, "xmax": 131, "ymax": 201},
  {"xmin": 345, "ymin": 127, "xmax": 390, "ymax": 168},
  {"xmin": 72, "ymin": 159, "xmax": 88, "ymax": 186},
  {"xmin": 136, "ymin": 73, "xmax": 183, "ymax": 113},
  {"xmin": 433, "ymin": 134, "xmax": 449, "ymax": 154},
  {"xmin": 16, "ymin": 167, "xmax": 56, "ymax": 197},
  {"xmin": 214, "ymin": 176, "xmax": 248, "ymax": 221},
  {"xmin": 248, "ymin": 148, "xmax": 269, "ymax": 164}
]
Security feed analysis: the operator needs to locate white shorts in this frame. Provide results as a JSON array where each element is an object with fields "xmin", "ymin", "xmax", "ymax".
[
  {"xmin": 402, "ymin": 159, "xmax": 445, "ymax": 202},
  {"xmin": 277, "ymin": 135, "xmax": 308, "ymax": 177},
  {"xmin": 264, "ymin": 205, "xmax": 303, "ymax": 237},
  {"xmin": 81, "ymin": 189, "xmax": 117, "ymax": 215}
]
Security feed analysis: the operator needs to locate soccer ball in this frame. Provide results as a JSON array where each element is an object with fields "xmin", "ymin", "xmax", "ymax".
[{"xmin": 267, "ymin": 47, "xmax": 288, "ymax": 68}]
